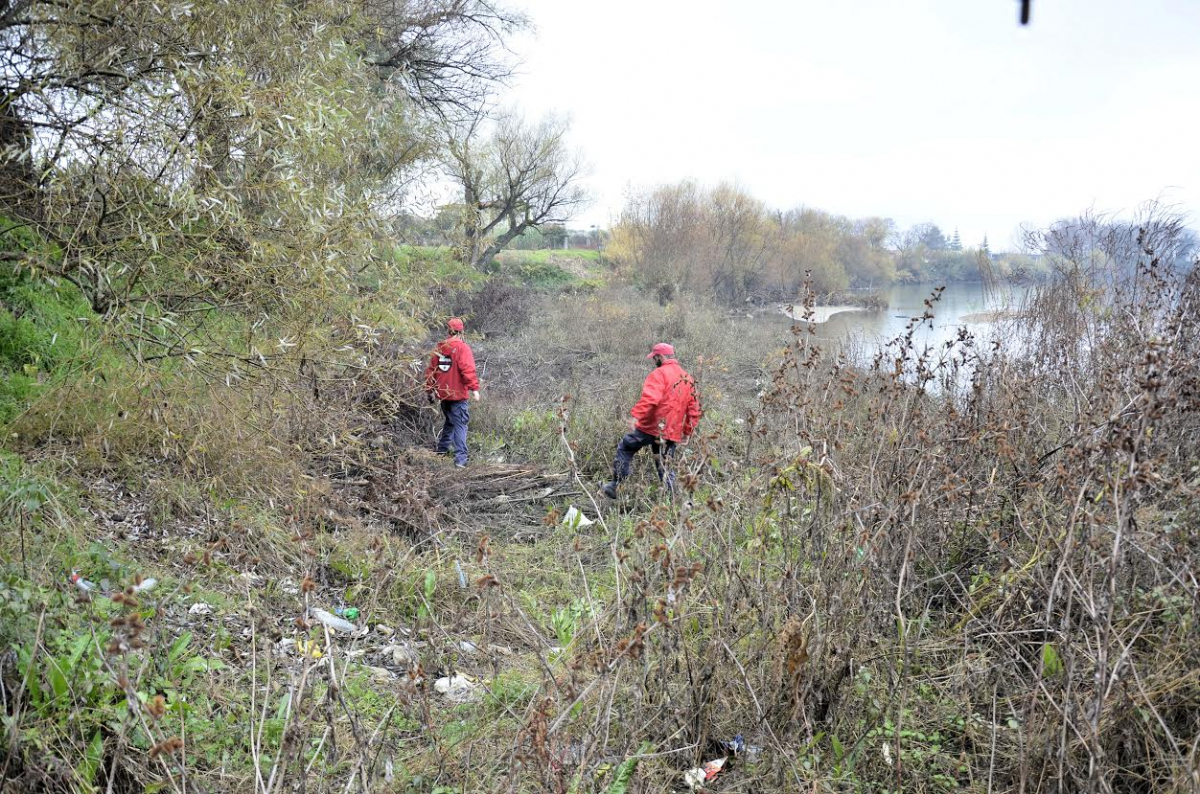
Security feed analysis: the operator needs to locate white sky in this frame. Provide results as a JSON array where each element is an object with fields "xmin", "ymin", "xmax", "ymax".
[{"xmin": 498, "ymin": 0, "xmax": 1200, "ymax": 251}]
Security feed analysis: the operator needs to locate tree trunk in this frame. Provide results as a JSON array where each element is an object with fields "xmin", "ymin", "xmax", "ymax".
[{"xmin": 472, "ymin": 220, "xmax": 529, "ymax": 270}]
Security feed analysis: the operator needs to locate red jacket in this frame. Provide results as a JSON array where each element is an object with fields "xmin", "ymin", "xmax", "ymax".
[
  {"xmin": 424, "ymin": 336, "xmax": 479, "ymax": 401},
  {"xmin": 630, "ymin": 359, "xmax": 701, "ymax": 442}
]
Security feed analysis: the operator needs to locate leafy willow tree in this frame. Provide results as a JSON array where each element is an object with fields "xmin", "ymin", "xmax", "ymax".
[
  {"xmin": 359, "ymin": 0, "xmax": 527, "ymax": 112},
  {"xmin": 445, "ymin": 112, "xmax": 588, "ymax": 270},
  {"xmin": 0, "ymin": 0, "xmax": 523, "ymax": 370}
]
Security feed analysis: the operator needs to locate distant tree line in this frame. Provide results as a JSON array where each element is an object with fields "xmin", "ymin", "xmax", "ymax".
[{"xmin": 604, "ymin": 181, "xmax": 1054, "ymax": 305}]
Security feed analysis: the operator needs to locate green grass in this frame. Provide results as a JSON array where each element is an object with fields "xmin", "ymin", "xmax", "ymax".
[
  {"xmin": 496, "ymin": 248, "xmax": 601, "ymax": 263},
  {"xmin": 492, "ymin": 248, "xmax": 607, "ymax": 290},
  {"xmin": 0, "ymin": 219, "xmax": 96, "ymax": 423}
]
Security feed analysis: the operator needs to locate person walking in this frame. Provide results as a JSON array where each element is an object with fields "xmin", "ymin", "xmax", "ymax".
[
  {"xmin": 424, "ymin": 318, "xmax": 480, "ymax": 468},
  {"xmin": 602, "ymin": 342, "xmax": 701, "ymax": 498}
]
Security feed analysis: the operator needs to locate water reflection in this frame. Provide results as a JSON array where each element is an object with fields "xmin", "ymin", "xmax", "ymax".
[{"xmin": 783, "ymin": 282, "xmax": 1031, "ymax": 361}]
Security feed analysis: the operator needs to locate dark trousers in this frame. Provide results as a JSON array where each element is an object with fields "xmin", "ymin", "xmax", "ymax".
[
  {"xmin": 612, "ymin": 428, "xmax": 676, "ymax": 488},
  {"xmin": 436, "ymin": 399, "xmax": 470, "ymax": 465}
]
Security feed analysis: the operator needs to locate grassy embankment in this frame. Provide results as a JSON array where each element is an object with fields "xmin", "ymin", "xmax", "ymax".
[{"xmin": 2, "ymin": 233, "xmax": 1198, "ymax": 793}]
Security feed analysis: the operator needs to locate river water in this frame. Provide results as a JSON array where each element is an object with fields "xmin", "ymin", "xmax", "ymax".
[{"xmin": 781, "ymin": 282, "xmax": 1031, "ymax": 361}]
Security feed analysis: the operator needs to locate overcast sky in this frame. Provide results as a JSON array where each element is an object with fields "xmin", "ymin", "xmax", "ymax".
[{"xmin": 498, "ymin": 0, "xmax": 1199, "ymax": 251}]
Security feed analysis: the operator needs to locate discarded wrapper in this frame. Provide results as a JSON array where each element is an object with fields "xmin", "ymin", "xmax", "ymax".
[
  {"xmin": 311, "ymin": 608, "xmax": 356, "ymax": 633},
  {"xmin": 562, "ymin": 506, "xmax": 595, "ymax": 528},
  {"xmin": 683, "ymin": 756, "xmax": 726, "ymax": 790},
  {"xmin": 188, "ymin": 602, "xmax": 213, "ymax": 615},
  {"xmin": 296, "ymin": 638, "xmax": 324, "ymax": 659}
]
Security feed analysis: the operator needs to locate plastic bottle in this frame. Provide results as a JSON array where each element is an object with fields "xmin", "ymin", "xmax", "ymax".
[
  {"xmin": 335, "ymin": 606, "xmax": 360, "ymax": 621},
  {"xmin": 311, "ymin": 609, "xmax": 356, "ymax": 633},
  {"xmin": 70, "ymin": 572, "xmax": 99, "ymax": 593}
]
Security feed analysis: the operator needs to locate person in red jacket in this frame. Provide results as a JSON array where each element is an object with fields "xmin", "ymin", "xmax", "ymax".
[
  {"xmin": 424, "ymin": 318, "xmax": 480, "ymax": 468},
  {"xmin": 602, "ymin": 342, "xmax": 701, "ymax": 498}
]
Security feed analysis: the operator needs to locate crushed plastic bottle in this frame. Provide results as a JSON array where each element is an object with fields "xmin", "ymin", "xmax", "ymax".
[
  {"xmin": 311, "ymin": 608, "xmax": 356, "ymax": 633},
  {"xmin": 70, "ymin": 572, "xmax": 100, "ymax": 594}
]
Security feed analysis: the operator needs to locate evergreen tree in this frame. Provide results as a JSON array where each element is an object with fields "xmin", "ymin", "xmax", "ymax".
[{"xmin": 949, "ymin": 228, "xmax": 963, "ymax": 251}]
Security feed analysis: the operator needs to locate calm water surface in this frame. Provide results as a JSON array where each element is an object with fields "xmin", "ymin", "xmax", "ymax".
[{"xmin": 784, "ymin": 282, "xmax": 1031, "ymax": 361}]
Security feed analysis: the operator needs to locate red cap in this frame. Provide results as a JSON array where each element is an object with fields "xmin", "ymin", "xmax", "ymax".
[
  {"xmin": 646, "ymin": 342, "xmax": 674, "ymax": 359},
  {"xmin": 447, "ymin": 318, "xmax": 464, "ymax": 332}
]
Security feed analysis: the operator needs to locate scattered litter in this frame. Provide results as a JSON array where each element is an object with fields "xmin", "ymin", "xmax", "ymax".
[
  {"xmin": 132, "ymin": 578, "xmax": 157, "ymax": 593},
  {"xmin": 703, "ymin": 758, "xmax": 727, "ymax": 780},
  {"xmin": 188, "ymin": 602, "xmax": 213, "ymax": 615},
  {"xmin": 382, "ymin": 642, "xmax": 421, "ymax": 666},
  {"xmin": 881, "ymin": 741, "xmax": 893, "ymax": 766},
  {"xmin": 335, "ymin": 606, "xmax": 360, "ymax": 621},
  {"xmin": 458, "ymin": 640, "xmax": 478, "ymax": 654},
  {"xmin": 69, "ymin": 572, "xmax": 101, "ymax": 594},
  {"xmin": 375, "ymin": 624, "xmax": 395, "ymax": 637},
  {"xmin": 685, "ymin": 757, "xmax": 727, "ymax": 788},
  {"xmin": 488, "ymin": 643, "xmax": 514, "ymax": 657},
  {"xmin": 296, "ymin": 638, "xmax": 324, "ymax": 659},
  {"xmin": 434, "ymin": 674, "xmax": 481, "ymax": 703},
  {"xmin": 546, "ymin": 646, "xmax": 565, "ymax": 657},
  {"xmin": 723, "ymin": 734, "xmax": 762, "ymax": 762},
  {"xmin": 311, "ymin": 609, "xmax": 356, "ymax": 633},
  {"xmin": 454, "ymin": 560, "xmax": 468, "ymax": 589},
  {"xmin": 363, "ymin": 665, "xmax": 392, "ymax": 681},
  {"xmin": 562, "ymin": 506, "xmax": 595, "ymax": 528}
]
